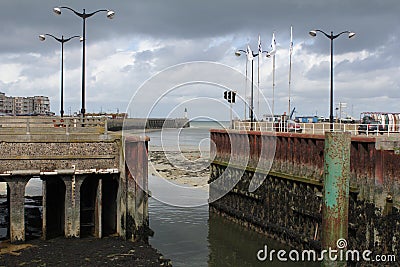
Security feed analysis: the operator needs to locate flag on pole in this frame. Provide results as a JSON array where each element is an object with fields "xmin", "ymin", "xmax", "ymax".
[
  {"xmin": 289, "ymin": 26, "xmax": 293, "ymax": 56},
  {"xmin": 247, "ymin": 44, "xmax": 254, "ymax": 61},
  {"xmin": 258, "ymin": 34, "xmax": 262, "ymax": 55},
  {"xmin": 270, "ymin": 32, "xmax": 277, "ymax": 56}
]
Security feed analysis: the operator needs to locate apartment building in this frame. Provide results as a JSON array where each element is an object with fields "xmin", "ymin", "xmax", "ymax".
[{"xmin": 0, "ymin": 92, "xmax": 51, "ymax": 115}]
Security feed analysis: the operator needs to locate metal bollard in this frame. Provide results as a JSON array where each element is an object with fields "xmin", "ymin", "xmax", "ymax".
[{"xmin": 322, "ymin": 132, "xmax": 351, "ymax": 267}]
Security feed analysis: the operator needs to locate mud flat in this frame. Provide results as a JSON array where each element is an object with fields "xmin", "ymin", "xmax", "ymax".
[
  {"xmin": 0, "ymin": 236, "xmax": 171, "ymax": 267},
  {"xmin": 148, "ymin": 149, "xmax": 210, "ymax": 188}
]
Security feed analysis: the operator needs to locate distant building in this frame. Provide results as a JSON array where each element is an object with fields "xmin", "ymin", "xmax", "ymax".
[
  {"xmin": 0, "ymin": 92, "xmax": 14, "ymax": 114},
  {"xmin": 33, "ymin": 96, "xmax": 50, "ymax": 115},
  {"xmin": 0, "ymin": 92, "xmax": 51, "ymax": 115},
  {"xmin": 295, "ymin": 116, "xmax": 319, "ymax": 123}
]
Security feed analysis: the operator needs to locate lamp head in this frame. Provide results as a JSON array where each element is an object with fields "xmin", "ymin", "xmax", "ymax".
[
  {"xmin": 235, "ymin": 51, "xmax": 241, "ymax": 57},
  {"xmin": 53, "ymin": 7, "xmax": 62, "ymax": 15},
  {"xmin": 79, "ymin": 37, "xmax": 84, "ymax": 42},
  {"xmin": 107, "ymin": 10, "xmax": 115, "ymax": 19},
  {"xmin": 39, "ymin": 35, "xmax": 46, "ymax": 41},
  {"xmin": 348, "ymin": 32, "xmax": 356, "ymax": 38},
  {"xmin": 309, "ymin": 30, "xmax": 317, "ymax": 37}
]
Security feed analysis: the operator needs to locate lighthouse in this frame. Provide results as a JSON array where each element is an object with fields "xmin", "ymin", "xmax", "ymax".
[{"xmin": 184, "ymin": 108, "xmax": 188, "ymax": 119}]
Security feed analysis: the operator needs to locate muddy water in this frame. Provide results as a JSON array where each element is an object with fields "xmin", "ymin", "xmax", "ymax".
[
  {"xmin": 147, "ymin": 123, "xmax": 318, "ymax": 266},
  {"xmin": 148, "ymin": 179, "xmax": 318, "ymax": 267}
]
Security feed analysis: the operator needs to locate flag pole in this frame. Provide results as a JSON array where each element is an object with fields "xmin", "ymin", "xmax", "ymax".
[
  {"xmin": 288, "ymin": 26, "xmax": 293, "ymax": 117},
  {"xmin": 272, "ymin": 54, "xmax": 275, "ymax": 119},
  {"xmin": 270, "ymin": 32, "xmax": 276, "ymax": 120},
  {"xmin": 245, "ymin": 58, "xmax": 248, "ymax": 120},
  {"xmin": 257, "ymin": 52, "xmax": 260, "ymax": 120},
  {"xmin": 257, "ymin": 35, "xmax": 260, "ymax": 120}
]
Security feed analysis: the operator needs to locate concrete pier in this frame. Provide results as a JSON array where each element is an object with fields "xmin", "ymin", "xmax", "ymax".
[{"xmin": 0, "ymin": 117, "xmax": 150, "ymax": 243}]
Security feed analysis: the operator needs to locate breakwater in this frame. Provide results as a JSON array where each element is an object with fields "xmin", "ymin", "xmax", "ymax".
[
  {"xmin": 107, "ymin": 117, "xmax": 190, "ymax": 131},
  {"xmin": 209, "ymin": 129, "xmax": 400, "ymax": 257}
]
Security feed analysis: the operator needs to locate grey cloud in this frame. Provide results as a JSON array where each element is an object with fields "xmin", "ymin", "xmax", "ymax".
[{"xmin": 0, "ymin": 0, "xmax": 398, "ymax": 118}]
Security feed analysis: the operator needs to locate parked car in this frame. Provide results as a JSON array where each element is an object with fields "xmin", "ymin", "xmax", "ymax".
[
  {"xmin": 339, "ymin": 116, "xmax": 356, "ymax": 124},
  {"xmin": 357, "ymin": 116, "xmax": 387, "ymax": 135}
]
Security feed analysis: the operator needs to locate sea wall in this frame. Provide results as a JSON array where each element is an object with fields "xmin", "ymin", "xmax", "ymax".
[
  {"xmin": 209, "ymin": 130, "xmax": 400, "ymax": 257},
  {"xmin": 107, "ymin": 118, "xmax": 190, "ymax": 131}
]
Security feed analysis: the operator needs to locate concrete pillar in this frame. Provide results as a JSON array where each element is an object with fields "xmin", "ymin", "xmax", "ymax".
[
  {"xmin": 61, "ymin": 175, "xmax": 84, "ymax": 238},
  {"xmin": 42, "ymin": 179, "xmax": 47, "ymax": 240},
  {"xmin": 4, "ymin": 177, "xmax": 30, "ymax": 243},
  {"xmin": 322, "ymin": 132, "xmax": 351, "ymax": 267},
  {"xmin": 6, "ymin": 183, "xmax": 10, "ymax": 239},
  {"xmin": 117, "ymin": 158, "xmax": 126, "ymax": 238},
  {"xmin": 95, "ymin": 178, "xmax": 102, "ymax": 238}
]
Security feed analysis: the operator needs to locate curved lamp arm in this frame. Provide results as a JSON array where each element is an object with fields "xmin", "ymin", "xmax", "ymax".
[
  {"xmin": 235, "ymin": 49, "xmax": 247, "ymax": 56},
  {"xmin": 309, "ymin": 29, "xmax": 355, "ymax": 40},
  {"xmin": 54, "ymin": 6, "xmax": 115, "ymax": 19},
  {"xmin": 39, "ymin": 34, "xmax": 81, "ymax": 43}
]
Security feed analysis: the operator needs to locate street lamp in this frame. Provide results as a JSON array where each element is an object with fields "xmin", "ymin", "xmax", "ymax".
[
  {"xmin": 235, "ymin": 48, "xmax": 269, "ymax": 130},
  {"xmin": 309, "ymin": 29, "xmax": 355, "ymax": 130},
  {"xmin": 39, "ymin": 34, "xmax": 81, "ymax": 117},
  {"xmin": 53, "ymin": 6, "xmax": 115, "ymax": 118}
]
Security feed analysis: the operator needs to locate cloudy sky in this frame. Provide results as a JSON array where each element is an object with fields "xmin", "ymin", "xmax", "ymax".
[{"xmin": 0, "ymin": 0, "xmax": 398, "ymax": 120}]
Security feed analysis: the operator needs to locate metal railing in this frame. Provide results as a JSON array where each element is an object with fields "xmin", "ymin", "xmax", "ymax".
[
  {"xmin": 233, "ymin": 121, "xmax": 400, "ymax": 136},
  {"xmin": 0, "ymin": 116, "xmax": 107, "ymax": 135}
]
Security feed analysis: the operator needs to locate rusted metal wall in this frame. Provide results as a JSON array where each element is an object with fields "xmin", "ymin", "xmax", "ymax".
[
  {"xmin": 211, "ymin": 130, "xmax": 400, "ymax": 204},
  {"xmin": 210, "ymin": 129, "xmax": 400, "ymax": 256},
  {"xmin": 123, "ymin": 135, "xmax": 150, "ymax": 242}
]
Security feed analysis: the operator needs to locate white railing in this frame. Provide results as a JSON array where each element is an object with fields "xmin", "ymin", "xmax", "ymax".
[
  {"xmin": 233, "ymin": 121, "xmax": 400, "ymax": 137},
  {"xmin": 0, "ymin": 116, "xmax": 107, "ymax": 135}
]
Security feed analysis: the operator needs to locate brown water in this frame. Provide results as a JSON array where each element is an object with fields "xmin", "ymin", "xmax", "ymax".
[
  {"xmin": 146, "ymin": 124, "xmax": 319, "ymax": 266},
  {"xmin": 148, "ymin": 185, "xmax": 318, "ymax": 267}
]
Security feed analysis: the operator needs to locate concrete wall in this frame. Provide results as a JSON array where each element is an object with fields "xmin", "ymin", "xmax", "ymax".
[
  {"xmin": 0, "ymin": 132, "xmax": 150, "ymax": 243},
  {"xmin": 0, "ymin": 141, "xmax": 119, "ymax": 173}
]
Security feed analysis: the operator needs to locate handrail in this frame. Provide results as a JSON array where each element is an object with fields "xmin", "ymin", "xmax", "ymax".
[
  {"xmin": 233, "ymin": 121, "xmax": 400, "ymax": 136},
  {"xmin": 0, "ymin": 116, "xmax": 107, "ymax": 135}
]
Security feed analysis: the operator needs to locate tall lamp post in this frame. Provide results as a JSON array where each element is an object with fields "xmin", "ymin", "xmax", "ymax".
[
  {"xmin": 309, "ymin": 29, "xmax": 355, "ymax": 131},
  {"xmin": 235, "ymin": 47, "xmax": 268, "ymax": 130},
  {"xmin": 53, "ymin": 6, "xmax": 115, "ymax": 118},
  {"xmin": 39, "ymin": 34, "xmax": 81, "ymax": 117}
]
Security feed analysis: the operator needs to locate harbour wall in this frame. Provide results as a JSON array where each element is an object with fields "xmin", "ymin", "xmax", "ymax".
[
  {"xmin": 209, "ymin": 129, "xmax": 400, "ymax": 256},
  {"xmin": 107, "ymin": 118, "xmax": 190, "ymax": 131}
]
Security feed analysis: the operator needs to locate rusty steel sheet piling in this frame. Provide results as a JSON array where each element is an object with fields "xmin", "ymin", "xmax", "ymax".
[{"xmin": 322, "ymin": 132, "xmax": 351, "ymax": 267}]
